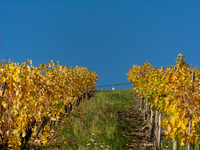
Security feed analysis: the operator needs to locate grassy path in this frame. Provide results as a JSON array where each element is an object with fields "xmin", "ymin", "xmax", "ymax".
[{"xmin": 26, "ymin": 89, "xmax": 157, "ymax": 150}]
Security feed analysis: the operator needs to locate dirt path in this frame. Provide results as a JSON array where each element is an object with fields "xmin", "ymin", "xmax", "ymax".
[
  {"xmin": 26, "ymin": 91, "xmax": 170, "ymax": 150},
  {"xmin": 118, "ymin": 98, "xmax": 155, "ymax": 150}
]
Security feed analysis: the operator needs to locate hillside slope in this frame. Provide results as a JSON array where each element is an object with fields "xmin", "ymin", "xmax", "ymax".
[{"xmin": 26, "ymin": 89, "xmax": 157, "ymax": 150}]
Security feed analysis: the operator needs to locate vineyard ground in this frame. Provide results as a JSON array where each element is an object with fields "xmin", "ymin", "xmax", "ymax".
[{"xmin": 23, "ymin": 89, "xmax": 190, "ymax": 150}]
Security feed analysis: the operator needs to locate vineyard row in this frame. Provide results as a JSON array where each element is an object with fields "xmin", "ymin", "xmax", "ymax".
[
  {"xmin": 0, "ymin": 59, "xmax": 98, "ymax": 149},
  {"xmin": 126, "ymin": 53, "xmax": 200, "ymax": 148}
]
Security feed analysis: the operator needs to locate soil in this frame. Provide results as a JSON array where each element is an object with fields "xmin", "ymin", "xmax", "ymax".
[
  {"xmin": 117, "ymin": 98, "xmax": 156, "ymax": 150},
  {"xmin": 117, "ymin": 95, "xmax": 172, "ymax": 150}
]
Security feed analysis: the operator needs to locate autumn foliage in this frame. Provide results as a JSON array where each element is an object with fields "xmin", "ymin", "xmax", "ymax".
[
  {"xmin": 0, "ymin": 59, "xmax": 98, "ymax": 149},
  {"xmin": 127, "ymin": 53, "xmax": 200, "ymax": 146}
]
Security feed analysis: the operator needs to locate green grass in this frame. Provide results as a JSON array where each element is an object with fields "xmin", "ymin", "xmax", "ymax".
[{"xmin": 44, "ymin": 89, "xmax": 136, "ymax": 150}]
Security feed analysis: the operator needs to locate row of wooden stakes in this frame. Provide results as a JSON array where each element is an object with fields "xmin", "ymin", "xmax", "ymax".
[{"xmin": 137, "ymin": 94, "xmax": 194, "ymax": 150}]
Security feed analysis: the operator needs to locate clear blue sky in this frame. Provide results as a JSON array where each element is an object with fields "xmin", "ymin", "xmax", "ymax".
[{"xmin": 1, "ymin": 1, "xmax": 200, "ymax": 89}]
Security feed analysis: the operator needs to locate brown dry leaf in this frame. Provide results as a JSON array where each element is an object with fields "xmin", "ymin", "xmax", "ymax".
[
  {"xmin": 167, "ymin": 124, "xmax": 172, "ymax": 133},
  {"xmin": 33, "ymin": 138, "xmax": 41, "ymax": 145},
  {"xmin": 188, "ymin": 134, "xmax": 195, "ymax": 146}
]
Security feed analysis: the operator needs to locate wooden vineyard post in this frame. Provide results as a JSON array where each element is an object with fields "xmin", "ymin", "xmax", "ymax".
[
  {"xmin": 186, "ymin": 70, "xmax": 195, "ymax": 150},
  {"xmin": 158, "ymin": 113, "xmax": 161, "ymax": 149},
  {"xmin": 186, "ymin": 120, "xmax": 191, "ymax": 150},
  {"xmin": 148, "ymin": 108, "xmax": 154, "ymax": 138},
  {"xmin": 143, "ymin": 99, "xmax": 146, "ymax": 117},
  {"xmin": 154, "ymin": 111, "xmax": 162, "ymax": 149},
  {"xmin": 144, "ymin": 99, "xmax": 148, "ymax": 119},
  {"xmin": 141, "ymin": 98, "xmax": 145, "ymax": 113},
  {"xmin": 145, "ymin": 100, "xmax": 147, "ymax": 112},
  {"xmin": 140, "ymin": 97, "xmax": 142, "ymax": 111},
  {"xmin": 173, "ymin": 141, "xmax": 178, "ymax": 150},
  {"xmin": 154, "ymin": 110, "xmax": 159, "ymax": 148},
  {"xmin": 173, "ymin": 133, "xmax": 178, "ymax": 150}
]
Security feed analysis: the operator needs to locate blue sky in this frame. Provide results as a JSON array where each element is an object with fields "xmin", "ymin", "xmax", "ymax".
[{"xmin": 0, "ymin": 1, "xmax": 200, "ymax": 89}]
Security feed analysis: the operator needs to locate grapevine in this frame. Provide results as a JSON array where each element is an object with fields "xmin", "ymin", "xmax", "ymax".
[
  {"xmin": 0, "ymin": 59, "xmax": 98, "ymax": 149},
  {"xmin": 127, "ymin": 53, "xmax": 200, "ymax": 146}
]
